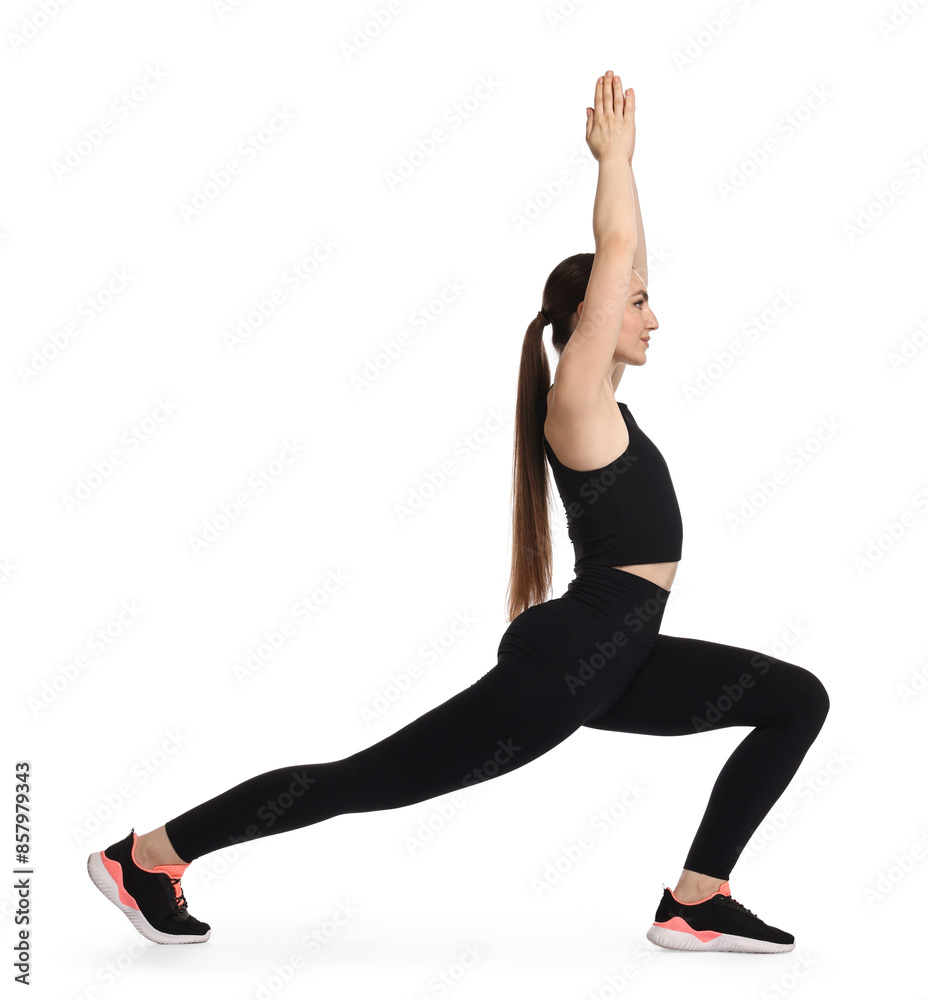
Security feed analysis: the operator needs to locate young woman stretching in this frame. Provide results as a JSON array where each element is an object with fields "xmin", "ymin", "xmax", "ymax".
[{"xmin": 88, "ymin": 70, "xmax": 829, "ymax": 954}]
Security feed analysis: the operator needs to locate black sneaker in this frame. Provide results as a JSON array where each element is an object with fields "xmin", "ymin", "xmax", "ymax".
[
  {"xmin": 87, "ymin": 828, "xmax": 210, "ymax": 944},
  {"xmin": 646, "ymin": 880, "xmax": 794, "ymax": 953}
]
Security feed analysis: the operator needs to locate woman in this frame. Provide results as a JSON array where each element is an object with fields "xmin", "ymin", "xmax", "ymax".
[{"xmin": 88, "ymin": 70, "xmax": 829, "ymax": 954}]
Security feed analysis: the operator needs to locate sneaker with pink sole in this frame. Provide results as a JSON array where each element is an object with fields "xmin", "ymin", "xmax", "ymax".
[{"xmin": 87, "ymin": 828, "xmax": 210, "ymax": 944}]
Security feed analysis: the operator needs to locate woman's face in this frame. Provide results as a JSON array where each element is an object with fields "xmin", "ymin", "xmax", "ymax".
[{"xmin": 614, "ymin": 272, "xmax": 659, "ymax": 366}]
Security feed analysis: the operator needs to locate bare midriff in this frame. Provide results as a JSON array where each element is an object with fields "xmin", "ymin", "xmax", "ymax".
[{"xmin": 610, "ymin": 561, "xmax": 678, "ymax": 592}]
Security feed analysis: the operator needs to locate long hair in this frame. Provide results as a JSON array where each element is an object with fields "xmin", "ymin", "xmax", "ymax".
[{"xmin": 505, "ymin": 252, "xmax": 595, "ymax": 623}]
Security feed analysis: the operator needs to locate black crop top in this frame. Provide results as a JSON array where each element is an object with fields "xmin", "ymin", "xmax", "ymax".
[{"xmin": 535, "ymin": 391, "xmax": 683, "ymax": 569}]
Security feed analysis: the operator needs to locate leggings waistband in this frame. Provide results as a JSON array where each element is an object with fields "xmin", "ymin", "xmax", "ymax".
[
  {"xmin": 567, "ymin": 564, "xmax": 671, "ymax": 598},
  {"xmin": 562, "ymin": 564, "xmax": 671, "ymax": 639}
]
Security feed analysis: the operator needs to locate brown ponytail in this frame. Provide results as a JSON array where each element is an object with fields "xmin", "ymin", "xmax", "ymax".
[{"xmin": 505, "ymin": 252, "xmax": 594, "ymax": 622}]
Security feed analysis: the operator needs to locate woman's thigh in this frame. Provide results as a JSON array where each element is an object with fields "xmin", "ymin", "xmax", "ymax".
[
  {"xmin": 306, "ymin": 593, "xmax": 662, "ymax": 811},
  {"xmin": 476, "ymin": 592, "xmax": 661, "ymax": 748},
  {"xmin": 583, "ymin": 633, "xmax": 830, "ymax": 736}
]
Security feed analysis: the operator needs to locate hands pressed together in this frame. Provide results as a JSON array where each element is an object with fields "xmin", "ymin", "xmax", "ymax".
[{"xmin": 586, "ymin": 69, "xmax": 636, "ymax": 165}]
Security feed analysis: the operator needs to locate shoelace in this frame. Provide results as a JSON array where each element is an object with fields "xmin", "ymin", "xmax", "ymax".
[
  {"xmin": 165, "ymin": 876, "xmax": 189, "ymax": 911},
  {"xmin": 726, "ymin": 895, "xmax": 758, "ymax": 919}
]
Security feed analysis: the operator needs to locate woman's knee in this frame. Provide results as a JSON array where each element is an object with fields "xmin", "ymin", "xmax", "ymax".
[{"xmin": 776, "ymin": 662, "xmax": 830, "ymax": 732}]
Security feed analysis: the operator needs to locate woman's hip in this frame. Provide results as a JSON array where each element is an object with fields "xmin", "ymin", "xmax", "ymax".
[{"xmin": 495, "ymin": 565, "xmax": 671, "ymax": 695}]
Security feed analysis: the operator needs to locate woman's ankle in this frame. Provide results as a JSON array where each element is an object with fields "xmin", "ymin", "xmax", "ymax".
[
  {"xmin": 134, "ymin": 826, "xmax": 187, "ymax": 869},
  {"xmin": 671, "ymin": 868, "xmax": 724, "ymax": 903}
]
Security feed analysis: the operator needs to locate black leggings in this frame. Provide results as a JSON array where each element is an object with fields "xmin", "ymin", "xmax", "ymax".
[{"xmin": 164, "ymin": 565, "xmax": 829, "ymax": 879}]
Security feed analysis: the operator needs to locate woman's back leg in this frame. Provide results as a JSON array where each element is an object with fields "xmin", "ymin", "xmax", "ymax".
[{"xmin": 163, "ymin": 595, "xmax": 656, "ymax": 862}]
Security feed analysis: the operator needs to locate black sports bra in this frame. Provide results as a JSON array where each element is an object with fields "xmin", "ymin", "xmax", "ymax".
[{"xmin": 535, "ymin": 390, "xmax": 683, "ymax": 569}]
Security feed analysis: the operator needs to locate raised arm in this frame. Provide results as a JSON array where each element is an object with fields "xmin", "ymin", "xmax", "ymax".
[
  {"xmin": 630, "ymin": 162, "xmax": 647, "ymax": 286},
  {"xmin": 553, "ymin": 72, "xmax": 637, "ymax": 415}
]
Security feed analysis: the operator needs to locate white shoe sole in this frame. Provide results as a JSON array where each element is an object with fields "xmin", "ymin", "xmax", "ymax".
[
  {"xmin": 87, "ymin": 850, "xmax": 210, "ymax": 945},
  {"xmin": 647, "ymin": 923, "xmax": 794, "ymax": 953}
]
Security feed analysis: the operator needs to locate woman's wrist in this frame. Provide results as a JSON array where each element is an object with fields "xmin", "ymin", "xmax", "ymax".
[
  {"xmin": 592, "ymin": 155, "xmax": 636, "ymax": 246},
  {"xmin": 598, "ymin": 149, "xmax": 631, "ymax": 168}
]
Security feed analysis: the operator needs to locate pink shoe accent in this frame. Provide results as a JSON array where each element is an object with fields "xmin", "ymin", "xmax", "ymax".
[
  {"xmin": 654, "ymin": 916, "xmax": 721, "ymax": 942},
  {"xmin": 130, "ymin": 831, "xmax": 190, "ymax": 905},
  {"xmin": 100, "ymin": 853, "xmax": 139, "ymax": 911},
  {"xmin": 669, "ymin": 879, "xmax": 730, "ymax": 905}
]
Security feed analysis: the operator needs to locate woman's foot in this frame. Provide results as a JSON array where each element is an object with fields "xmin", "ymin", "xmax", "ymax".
[
  {"xmin": 87, "ymin": 828, "xmax": 210, "ymax": 944},
  {"xmin": 646, "ymin": 881, "xmax": 794, "ymax": 953}
]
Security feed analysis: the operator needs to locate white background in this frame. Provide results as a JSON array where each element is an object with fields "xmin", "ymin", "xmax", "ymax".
[{"xmin": 3, "ymin": 0, "xmax": 927, "ymax": 996}]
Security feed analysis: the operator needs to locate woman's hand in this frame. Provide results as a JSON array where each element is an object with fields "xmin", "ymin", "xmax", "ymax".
[{"xmin": 585, "ymin": 71, "xmax": 635, "ymax": 163}]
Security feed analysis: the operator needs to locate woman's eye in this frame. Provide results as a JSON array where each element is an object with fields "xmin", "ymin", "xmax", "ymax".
[{"xmin": 634, "ymin": 300, "xmax": 644, "ymax": 308}]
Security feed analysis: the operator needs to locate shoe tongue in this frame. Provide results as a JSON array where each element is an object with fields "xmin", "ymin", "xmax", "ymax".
[{"xmin": 717, "ymin": 881, "xmax": 731, "ymax": 896}]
